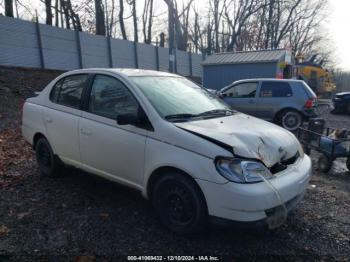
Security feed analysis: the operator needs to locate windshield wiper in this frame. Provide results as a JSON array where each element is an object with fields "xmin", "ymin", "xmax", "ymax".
[
  {"xmin": 165, "ymin": 110, "xmax": 235, "ymax": 122},
  {"xmin": 164, "ymin": 113, "xmax": 198, "ymax": 122},
  {"xmin": 198, "ymin": 109, "xmax": 235, "ymax": 117}
]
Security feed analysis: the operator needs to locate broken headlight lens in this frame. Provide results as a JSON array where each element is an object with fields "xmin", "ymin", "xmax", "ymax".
[{"xmin": 215, "ymin": 158, "xmax": 272, "ymax": 183}]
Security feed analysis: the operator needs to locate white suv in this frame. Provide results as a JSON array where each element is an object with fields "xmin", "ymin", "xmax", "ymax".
[{"xmin": 22, "ymin": 69, "xmax": 311, "ymax": 234}]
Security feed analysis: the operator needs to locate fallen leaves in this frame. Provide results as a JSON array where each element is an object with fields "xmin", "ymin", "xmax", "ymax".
[
  {"xmin": 0, "ymin": 127, "xmax": 33, "ymax": 186},
  {"xmin": 0, "ymin": 127, "xmax": 33, "ymax": 179},
  {"xmin": 0, "ymin": 225, "xmax": 9, "ymax": 236}
]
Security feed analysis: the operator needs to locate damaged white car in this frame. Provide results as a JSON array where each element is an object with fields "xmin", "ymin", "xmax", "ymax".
[{"xmin": 22, "ymin": 69, "xmax": 312, "ymax": 234}]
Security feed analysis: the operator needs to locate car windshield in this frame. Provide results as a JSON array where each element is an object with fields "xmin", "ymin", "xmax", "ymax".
[{"xmin": 130, "ymin": 76, "xmax": 233, "ymax": 122}]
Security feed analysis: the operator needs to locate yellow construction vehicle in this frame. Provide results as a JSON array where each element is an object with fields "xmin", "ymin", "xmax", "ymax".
[{"xmin": 294, "ymin": 55, "xmax": 336, "ymax": 97}]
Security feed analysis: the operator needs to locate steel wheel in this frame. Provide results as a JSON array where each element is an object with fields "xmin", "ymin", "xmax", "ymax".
[
  {"xmin": 281, "ymin": 111, "xmax": 303, "ymax": 131},
  {"xmin": 152, "ymin": 173, "xmax": 207, "ymax": 234}
]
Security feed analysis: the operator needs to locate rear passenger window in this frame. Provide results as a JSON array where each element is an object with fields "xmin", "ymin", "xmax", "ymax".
[
  {"xmin": 50, "ymin": 74, "xmax": 89, "ymax": 109},
  {"xmin": 223, "ymin": 82, "xmax": 258, "ymax": 98},
  {"xmin": 260, "ymin": 81, "xmax": 293, "ymax": 98}
]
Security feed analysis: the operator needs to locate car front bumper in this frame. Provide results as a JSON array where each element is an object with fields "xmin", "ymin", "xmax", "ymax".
[{"xmin": 196, "ymin": 154, "xmax": 312, "ymax": 227}]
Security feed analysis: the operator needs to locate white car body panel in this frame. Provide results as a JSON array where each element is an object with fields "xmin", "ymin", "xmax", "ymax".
[
  {"xmin": 174, "ymin": 113, "xmax": 300, "ymax": 168},
  {"xmin": 79, "ymin": 111, "xmax": 147, "ymax": 188},
  {"xmin": 22, "ymin": 68, "xmax": 312, "ymax": 225}
]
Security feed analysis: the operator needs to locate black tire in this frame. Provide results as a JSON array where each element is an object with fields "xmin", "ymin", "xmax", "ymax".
[
  {"xmin": 303, "ymin": 145, "xmax": 311, "ymax": 155},
  {"xmin": 35, "ymin": 137, "xmax": 62, "ymax": 177},
  {"xmin": 277, "ymin": 110, "xmax": 303, "ymax": 131},
  {"xmin": 346, "ymin": 157, "xmax": 350, "ymax": 171},
  {"xmin": 346, "ymin": 103, "xmax": 350, "ymax": 115},
  {"xmin": 318, "ymin": 154, "xmax": 332, "ymax": 173},
  {"xmin": 151, "ymin": 173, "xmax": 208, "ymax": 235}
]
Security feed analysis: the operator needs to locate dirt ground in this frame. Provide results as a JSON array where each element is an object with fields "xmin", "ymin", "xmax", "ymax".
[{"xmin": 0, "ymin": 67, "xmax": 349, "ymax": 261}]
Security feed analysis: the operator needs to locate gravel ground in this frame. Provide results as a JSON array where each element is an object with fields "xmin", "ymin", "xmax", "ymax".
[{"xmin": 0, "ymin": 67, "xmax": 349, "ymax": 261}]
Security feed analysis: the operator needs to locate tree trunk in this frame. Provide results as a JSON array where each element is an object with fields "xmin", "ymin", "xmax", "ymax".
[
  {"xmin": 45, "ymin": 0, "xmax": 53, "ymax": 25},
  {"xmin": 119, "ymin": 0, "xmax": 127, "ymax": 39},
  {"xmin": 4, "ymin": 0, "xmax": 14, "ymax": 17},
  {"xmin": 131, "ymin": 0, "xmax": 138, "ymax": 42},
  {"xmin": 95, "ymin": 0, "xmax": 106, "ymax": 35},
  {"xmin": 54, "ymin": 0, "xmax": 59, "ymax": 26}
]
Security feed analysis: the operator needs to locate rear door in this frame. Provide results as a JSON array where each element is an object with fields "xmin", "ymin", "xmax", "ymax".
[
  {"xmin": 255, "ymin": 81, "xmax": 294, "ymax": 120},
  {"xmin": 43, "ymin": 74, "xmax": 90, "ymax": 164},
  {"xmin": 221, "ymin": 81, "xmax": 259, "ymax": 116}
]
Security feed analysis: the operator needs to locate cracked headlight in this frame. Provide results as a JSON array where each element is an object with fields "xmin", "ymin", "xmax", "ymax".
[{"xmin": 215, "ymin": 158, "xmax": 272, "ymax": 183}]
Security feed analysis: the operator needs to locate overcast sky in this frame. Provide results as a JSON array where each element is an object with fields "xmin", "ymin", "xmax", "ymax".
[{"xmin": 327, "ymin": 0, "xmax": 350, "ymax": 70}]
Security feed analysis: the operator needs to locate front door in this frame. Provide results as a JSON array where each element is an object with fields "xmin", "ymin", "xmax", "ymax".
[
  {"xmin": 221, "ymin": 82, "xmax": 259, "ymax": 116},
  {"xmin": 79, "ymin": 74, "xmax": 148, "ymax": 188}
]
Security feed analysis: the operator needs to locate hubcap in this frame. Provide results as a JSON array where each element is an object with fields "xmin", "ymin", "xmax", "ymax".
[{"xmin": 283, "ymin": 112, "xmax": 301, "ymax": 130}]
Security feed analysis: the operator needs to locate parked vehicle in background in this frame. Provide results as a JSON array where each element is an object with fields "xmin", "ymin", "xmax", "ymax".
[
  {"xmin": 332, "ymin": 92, "xmax": 350, "ymax": 114},
  {"xmin": 218, "ymin": 79, "xmax": 318, "ymax": 131},
  {"xmin": 22, "ymin": 69, "xmax": 311, "ymax": 234}
]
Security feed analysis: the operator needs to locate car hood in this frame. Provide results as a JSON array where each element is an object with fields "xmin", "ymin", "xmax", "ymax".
[{"xmin": 175, "ymin": 113, "xmax": 300, "ymax": 167}]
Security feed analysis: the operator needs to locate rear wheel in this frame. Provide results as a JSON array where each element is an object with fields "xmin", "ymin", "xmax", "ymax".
[
  {"xmin": 151, "ymin": 173, "xmax": 208, "ymax": 235},
  {"xmin": 279, "ymin": 110, "xmax": 303, "ymax": 131},
  {"xmin": 35, "ymin": 137, "xmax": 62, "ymax": 177}
]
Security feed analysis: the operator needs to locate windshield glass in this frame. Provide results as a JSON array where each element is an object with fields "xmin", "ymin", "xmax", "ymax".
[{"xmin": 130, "ymin": 76, "xmax": 232, "ymax": 121}]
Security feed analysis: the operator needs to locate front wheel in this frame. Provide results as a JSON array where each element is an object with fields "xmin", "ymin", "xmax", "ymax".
[
  {"xmin": 279, "ymin": 110, "xmax": 303, "ymax": 131},
  {"xmin": 152, "ymin": 173, "xmax": 208, "ymax": 235},
  {"xmin": 35, "ymin": 137, "xmax": 62, "ymax": 177}
]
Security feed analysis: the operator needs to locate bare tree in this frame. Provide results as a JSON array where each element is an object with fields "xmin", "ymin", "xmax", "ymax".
[
  {"xmin": 44, "ymin": 0, "xmax": 53, "ymax": 25},
  {"xmin": 128, "ymin": 0, "xmax": 138, "ymax": 42},
  {"xmin": 4, "ymin": 0, "xmax": 13, "ymax": 17},
  {"xmin": 119, "ymin": 0, "xmax": 128, "ymax": 39},
  {"xmin": 142, "ymin": 0, "xmax": 154, "ymax": 44},
  {"xmin": 164, "ymin": 0, "xmax": 193, "ymax": 51},
  {"xmin": 224, "ymin": 0, "xmax": 264, "ymax": 51},
  {"xmin": 95, "ymin": 0, "xmax": 106, "ymax": 35}
]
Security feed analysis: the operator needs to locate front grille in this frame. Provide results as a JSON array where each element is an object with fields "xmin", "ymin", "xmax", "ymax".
[{"xmin": 270, "ymin": 151, "xmax": 300, "ymax": 174}]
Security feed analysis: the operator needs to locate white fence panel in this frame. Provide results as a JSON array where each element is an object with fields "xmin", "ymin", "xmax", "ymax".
[
  {"xmin": 192, "ymin": 54, "xmax": 203, "ymax": 77},
  {"xmin": 80, "ymin": 32, "xmax": 109, "ymax": 68},
  {"xmin": 176, "ymin": 50, "xmax": 190, "ymax": 76},
  {"xmin": 137, "ymin": 44, "xmax": 157, "ymax": 70},
  {"xmin": 0, "ymin": 16, "xmax": 41, "ymax": 68},
  {"xmin": 110, "ymin": 38, "xmax": 136, "ymax": 68},
  {"xmin": 158, "ymin": 47, "xmax": 169, "ymax": 72},
  {"xmin": 40, "ymin": 24, "xmax": 80, "ymax": 70}
]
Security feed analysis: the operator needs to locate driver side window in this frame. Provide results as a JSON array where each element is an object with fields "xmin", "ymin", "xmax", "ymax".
[
  {"xmin": 222, "ymin": 82, "xmax": 258, "ymax": 98},
  {"xmin": 88, "ymin": 75, "xmax": 139, "ymax": 119}
]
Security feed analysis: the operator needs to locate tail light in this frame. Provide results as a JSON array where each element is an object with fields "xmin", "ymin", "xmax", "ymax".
[{"xmin": 304, "ymin": 97, "xmax": 316, "ymax": 109}]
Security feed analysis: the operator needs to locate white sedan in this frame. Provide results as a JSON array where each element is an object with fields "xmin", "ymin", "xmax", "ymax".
[{"xmin": 22, "ymin": 69, "xmax": 311, "ymax": 234}]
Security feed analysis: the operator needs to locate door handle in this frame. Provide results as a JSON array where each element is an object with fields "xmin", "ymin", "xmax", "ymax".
[
  {"xmin": 249, "ymin": 99, "xmax": 254, "ymax": 104},
  {"xmin": 44, "ymin": 117, "xmax": 53, "ymax": 123},
  {"xmin": 80, "ymin": 128, "xmax": 92, "ymax": 136}
]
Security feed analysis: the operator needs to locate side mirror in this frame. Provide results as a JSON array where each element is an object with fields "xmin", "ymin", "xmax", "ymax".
[{"xmin": 116, "ymin": 113, "xmax": 139, "ymax": 126}]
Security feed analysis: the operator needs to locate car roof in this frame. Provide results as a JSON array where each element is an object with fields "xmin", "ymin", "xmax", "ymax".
[
  {"xmin": 336, "ymin": 92, "xmax": 350, "ymax": 96},
  {"xmin": 232, "ymin": 78, "xmax": 304, "ymax": 84},
  {"xmin": 67, "ymin": 68, "xmax": 178, "ymax": 77}
]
